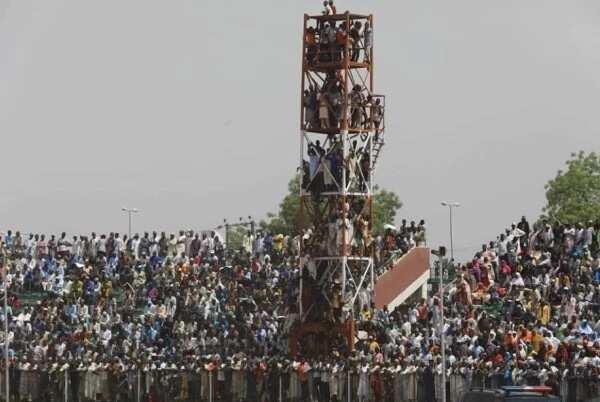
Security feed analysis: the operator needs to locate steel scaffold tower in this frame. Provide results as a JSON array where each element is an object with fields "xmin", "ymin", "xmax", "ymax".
[{"xmin": 291, "ymin": 2, "xmax": 386, "ymax": 356}]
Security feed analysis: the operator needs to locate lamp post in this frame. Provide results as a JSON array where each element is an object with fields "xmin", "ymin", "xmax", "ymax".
[
  {"xmin": 432, "ymin": 246, "xmax": 447, "ymax": 402},
  {"xmin": 121, "ymin": 207, "xmax": 139, "ymax": 239},
  {"xmin": 438, "ymin": 201, "xmax": 460, "ymax": 402},
  {"xmin": 438, "ymin": 200, "xmax": 459, "ymax": 402},
  {"xmin": 440, "ymin": 201, "xmax": 460, "ymax": 262}
]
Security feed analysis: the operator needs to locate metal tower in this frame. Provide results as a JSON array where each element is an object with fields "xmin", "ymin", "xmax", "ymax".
[{"xmin": 291, "ymin": 2, "xmax": 386, "ymax": 356}]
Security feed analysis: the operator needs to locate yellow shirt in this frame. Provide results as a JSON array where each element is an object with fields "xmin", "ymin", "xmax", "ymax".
[
  {"xmin": 369, "ymin": 340, "xmax": 380, "ymax": 353},
  {"xmin": 541, "ymin": 305, "xmax": 550, "ymax": 326},
  {"xmin": 532, "ymin": 332, "xmax": 544, "ymax": 353}
]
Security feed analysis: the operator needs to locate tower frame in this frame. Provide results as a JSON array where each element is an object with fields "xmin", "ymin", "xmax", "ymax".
[{"xmin": 292, "ymin": 9, "xmax": 385, "ymax": 356}]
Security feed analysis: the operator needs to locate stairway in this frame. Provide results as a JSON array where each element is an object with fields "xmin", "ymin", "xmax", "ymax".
[
  {"xmin": 373, "ymin": 247, "xmax": 431, "ymax": 310},
  {"xmin": 371, "ymin": 133, "xmax": 385, "ymax": 172}
]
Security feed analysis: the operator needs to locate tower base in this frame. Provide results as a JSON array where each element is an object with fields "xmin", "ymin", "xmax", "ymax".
[{"xmin": 288, "ymin": 319, "xmax": 355, "ymax": 357}]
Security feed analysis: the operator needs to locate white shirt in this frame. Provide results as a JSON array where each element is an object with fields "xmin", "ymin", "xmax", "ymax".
[{"xmin": 102, "ymin": 329, "xmax": 112, "ymax": 342}]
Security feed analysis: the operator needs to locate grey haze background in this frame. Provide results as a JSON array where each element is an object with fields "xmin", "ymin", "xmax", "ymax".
[{"xmin": 2, "ymin": 0, "xmax": 600, "ymax": 262}]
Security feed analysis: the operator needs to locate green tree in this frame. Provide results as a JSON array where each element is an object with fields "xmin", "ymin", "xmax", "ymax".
[
  {"xmin": 260, "ymin": 176, "xmax": 301, "ymax": 235},
  {"xmin": 261, "ymin": 175, "xmax": 402, "ymax": 235},
  {"xmin": 371, "ymin": 185, "xmax": 403, "ymax": 234},
  {"xmin": 226, "ymin": 225, "xmax": 248, "ymax": 251},
  {"xmin": 543, "ymin": 151, "xmax": 600, "ymax": 224}
]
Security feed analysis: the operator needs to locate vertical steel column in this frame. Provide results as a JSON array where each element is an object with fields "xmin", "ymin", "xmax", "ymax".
[
  {"xmin": 369, "ymin": 131, "xmax": 375, "ymax": 293},
  {"xmin": 341, "ymin": 132, "xmax": 348, "ymax": 297},
  {"xmin": 300, "ymin": 15, "xmax": 308, "ymax": 131},
  {"xmin": 128, "ymin": 212, "xmax": 132, "ymax": 240},
  {"xmin": 342, "ymin": 13, "xmax": 351, "ymax": 134},
  {"xmin": 369, "ymin": 134, "xmax": 373, "ymax": 195},
  {"xmin": 347, "ymin": 369, "xmax": 351, "ymax": 402},
  {"xmin": 369, "ymin": 15, "xmax": 374, "ymax": 93},
  {"xmin": 64, "ymin": 369, "xmax": 68, "ymax": 402},
  {"xmin": 299, "ymin": 130, "xmax": 306, "ymax": 318},
  {"xmin": 370, "ymin": 260, "xmax": 375, "ymax": 294},
  {"xmin": 440, "ymin": 259, "xmax": 446, "ymax": 402},
  {"xmin": 300, "ymin": 131, "xmax": 305, "ymax": 195},
  {"xmin": 341, "ymin": 132, "xmax": 348, "ymax": 196},
  {"xmin": 279, "ymin": 373, "xmax": 283, "ymax": 402},
  {"xmin": 137, "ymin": 369, "xmax": 141, "ymax": 402},
  {"xmin": 449, "ymin": 206, "xmax": 455, "ymax": 262},
  {"xmin": 209, "ymin": 370, "xmax": 213, "ymax": 402}
]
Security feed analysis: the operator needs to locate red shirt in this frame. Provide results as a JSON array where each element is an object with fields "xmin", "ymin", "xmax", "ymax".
[{"xmin": 417, "ymin": 304, "xmax": 428, "ymax": 321}]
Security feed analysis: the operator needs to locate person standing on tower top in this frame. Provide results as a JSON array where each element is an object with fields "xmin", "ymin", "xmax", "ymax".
[{"xmin": 322, "ymin": 0, "xmax": 337, "ymax": 15}]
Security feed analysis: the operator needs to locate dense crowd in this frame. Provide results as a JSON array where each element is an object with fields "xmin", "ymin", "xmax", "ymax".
[
  {"xmin": 305, "ymin": 2, "xmax": 373, "ymax": 67},
  {"xmin": 302, "ymin": 4, "xmax": 381, "ymax": 135},
  {"xmin": 429, "ymin": 218, "xmax": 600, "ymax": 397},
  {"xmin": 0, "ymin": 221, "xmax": 425, "ymax": 402},
  {"xmin": 4, "ymin": 217, "xmax": 599, "ymax": 402}
]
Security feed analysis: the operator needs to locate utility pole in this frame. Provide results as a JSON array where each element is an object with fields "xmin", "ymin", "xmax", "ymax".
[
  {"xmin": 439, "ymin": 251, "xmax": 446, "ymax": 402},
  {"xmin": 441, "ymin": 201, "xmax": 460, "ymax": 262},
  {"xmin": 432, "ymin": 246, "xmax": 447, "ymax": 402}
]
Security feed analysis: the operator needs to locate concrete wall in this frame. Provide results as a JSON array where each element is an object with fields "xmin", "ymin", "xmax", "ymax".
[{"xmin": 373, "ymin": 247, "xmax": 430, "ymax": 310}]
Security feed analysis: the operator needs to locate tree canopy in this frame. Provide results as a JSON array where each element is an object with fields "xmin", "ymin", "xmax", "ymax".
[
  {"xmin": 371, "ymin": 185, "xmax": 403, "ymax": 234},
  {"xmin": 543, "ymin": 151, "xmax": 600, "ymax": 224},
  {"xmin": 260, "ymin": 177, "xmax": 301, "ymax": 236},
  {"xmin": 261, "ymin": 176, "xmax": 402, "ymax": 236}
]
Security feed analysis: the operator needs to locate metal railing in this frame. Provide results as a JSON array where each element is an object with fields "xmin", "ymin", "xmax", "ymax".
[
  {"xmin": 1, "ymin": 367, "xmax": 595, "ymax": 402},
  {"xmin": 305, "ymin": 44, "xmax": 372, "ymax": 67},
  {"xmin": 303, "ymin": 95, "xmax": 385, "ymax": 133}
]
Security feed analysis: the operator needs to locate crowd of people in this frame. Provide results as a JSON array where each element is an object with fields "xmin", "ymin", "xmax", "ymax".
[
  {"xmin": 0, "ymin": 220, "xmax": 425, "ymax": 402},
  {"xmin": 301, "ymin": 3, "xmax": 383, "ymax": 135},
  {"xmin": 305, "ymin": 2, "xmax": 372, "ymax": 66},
  {"xmin": 303, "ymin": 78, "xmax": 383, "ymax": 133},
  {"xmin": 6, "ymin": 216, "xmax": 599, "ymax": 402},
  {"xmin": 377, "ymin": 220, "xmax": 426, "ymax": 275},
  {"xmin": 428, "ymin": 217, "xmax": 600, "ymax": 398}
]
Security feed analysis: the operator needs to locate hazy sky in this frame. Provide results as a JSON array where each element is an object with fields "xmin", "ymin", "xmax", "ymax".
[{"xmin": 2, "ymin": 0, "xmax": 600, "ymax": 261}]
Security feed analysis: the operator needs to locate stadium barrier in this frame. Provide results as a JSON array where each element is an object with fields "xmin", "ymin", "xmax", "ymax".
[{"xmin": 0, "ymin": 367, "xmax": 599, "ymax": 402}]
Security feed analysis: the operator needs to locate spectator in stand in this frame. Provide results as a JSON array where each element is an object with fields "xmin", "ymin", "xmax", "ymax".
[{"xmin": 5, "ymin": 217, "xmax": 599, "ymax": 401}]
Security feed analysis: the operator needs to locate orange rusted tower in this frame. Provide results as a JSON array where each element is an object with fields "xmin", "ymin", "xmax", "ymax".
[{"xmin": 291, "ymin": 0, "xmax": 386, "ymax": 356}]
